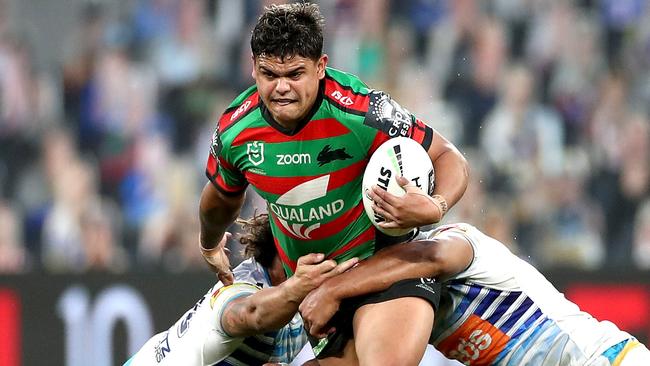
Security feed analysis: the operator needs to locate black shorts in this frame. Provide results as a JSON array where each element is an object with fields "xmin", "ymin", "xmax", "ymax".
[{"xmin": 313, "ymin": 277, "xmax": 442, "ymax": 359}]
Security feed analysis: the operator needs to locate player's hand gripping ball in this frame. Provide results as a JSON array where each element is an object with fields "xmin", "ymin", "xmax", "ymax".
[{"xmin": 362, "ymin": 137, "xmax": 434, "ymax": 236}]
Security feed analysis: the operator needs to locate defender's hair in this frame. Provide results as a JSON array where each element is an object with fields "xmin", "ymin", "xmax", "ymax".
[
  {"xmin": 237, "ymin": 213, "xmax": 276, "ymax": 268},
  {"xmin": 251, "ymin": 2, "xmax": 324, "ymax": 61}
]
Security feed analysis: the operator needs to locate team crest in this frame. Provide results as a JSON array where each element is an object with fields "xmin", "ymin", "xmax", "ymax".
[{"xmin": 247, "ymin": 141, "xmax": 265, "ymax": 165}]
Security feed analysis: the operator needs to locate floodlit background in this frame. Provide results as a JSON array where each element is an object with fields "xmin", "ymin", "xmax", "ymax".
[
  {"xmin": 2, "ymin": 0, "xmax": 650, "ymax": 274},
  {"xmin": 1, "ymin": 1, "xmax": 650, "ymax": 365}
]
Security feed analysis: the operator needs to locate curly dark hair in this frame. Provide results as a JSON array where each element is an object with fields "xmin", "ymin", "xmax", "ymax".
[
  {"xmin": 236, "ymin": 213, "xmax": 276, "ymax": 268},
  {"xmin": 250, "ymin": 2, "xmax": 324, "ymax": 61}
]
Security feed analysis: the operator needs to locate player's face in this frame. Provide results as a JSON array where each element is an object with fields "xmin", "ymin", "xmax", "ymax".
[{"xmin": 253, "ymin": 54, "xmax": 327, "ymax": 128}]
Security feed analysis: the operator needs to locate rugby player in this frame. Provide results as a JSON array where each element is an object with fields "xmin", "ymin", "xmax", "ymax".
[
  {"xmin": 124, "ymin": 214, "xmax": 357, "ymax": 366},
  {"xmin": 199, "ymin": 3, "xmax": 468, "ymax": 364},
  {"xmin": 299, "ymin": 221, "xmax": 650, "ymax": 365}
]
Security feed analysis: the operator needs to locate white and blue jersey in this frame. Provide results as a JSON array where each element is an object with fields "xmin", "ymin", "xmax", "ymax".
[
  {"xmin": 124, "ymin": 258, "xmax": 308, "ymax": 366},
  {"xmin": 427, "ymin": 223, "xmax": 647, "ymax": 365}
]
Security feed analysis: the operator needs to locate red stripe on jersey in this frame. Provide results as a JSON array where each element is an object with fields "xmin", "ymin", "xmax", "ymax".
[
  {"xmin": 0, "ymin": 290, "xmax": 20, "ymax": 366},
  {"xmin": 245, "ymin": 159, "xmax": 367, "ymax": 195},
  {"xmin": 231, "ymin": 118, "xmax": 351, "ymax": 146},
  {"xmin": 327, "ymin": 225, "xmax": 375, "ymax": 259},
  {"xmin": 219, "ymin": 92, "xmax": 260, "ymax": 132},
  {"xmin": 324, "ymin": 78, "xmax": 370, "ymax": 113},
  {"xmin": 206, "ymin": 154, "xmax": 218, "ymax": 176},
  {"xmin": 368, "ymin": 130, "xmax": 390, "ymax": 155},
  {"xmin": 216, "ymin": 174, "xmax": 245, "ymax": 193},
  {"xmin": 307, "ymin": 201, "xmax": 365, "ymax": 240},
  {"xmin": 274, "ymin": 236, "xmax": 297, "ymax": 273},
  {"xmin": 218, "ymin": 156, "xmax": 236, "ymax": 171}
]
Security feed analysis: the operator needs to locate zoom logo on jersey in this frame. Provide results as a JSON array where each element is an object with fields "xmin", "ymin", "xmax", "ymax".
[
  {"xmin": 277, "ymin": 153, "xmax": 311, "ymax": 165},
  {"xmin": 364, "ymin": 91, "xmax": 413, "ymax": 138},
  {"xmin": 247, "ymin": 141, "xmax": 264, "ymax": 165}
]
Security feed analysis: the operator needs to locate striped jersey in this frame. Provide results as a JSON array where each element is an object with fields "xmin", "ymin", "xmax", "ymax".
[
  {"xmin": 124, "ymin": 259, "xmax": 307, "ymax": 366},
  {"xmin": 429, "ymin": 224, "xmax": 637, "ymax": 365},
  {"xmin": 206, "ymin": 67, "xmax": 435, "ymax": 274}
]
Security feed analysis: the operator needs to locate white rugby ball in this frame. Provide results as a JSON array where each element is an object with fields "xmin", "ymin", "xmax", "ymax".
[{"xmin": 362, "ymin": 137, "xmax": 434, "ymax": 236}]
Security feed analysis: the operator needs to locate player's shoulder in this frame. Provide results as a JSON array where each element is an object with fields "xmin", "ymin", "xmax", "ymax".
[
  {"xmin": 323, "ymin": 67, "xmax": 372, "ymax": 115},
  {"xmin": 217, "ymin": 85, "xmax": 263, "ymax": 134}
]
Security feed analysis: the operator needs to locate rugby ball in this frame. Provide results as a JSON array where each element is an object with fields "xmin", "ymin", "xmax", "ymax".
[{"xmin": 362, "ymin": 137, "xmax": 434, "ymax": 236}]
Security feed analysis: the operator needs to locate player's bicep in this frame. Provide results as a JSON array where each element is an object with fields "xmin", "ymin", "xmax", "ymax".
[
  {"xmin": 425, "ymin": 228, "xmax": 475, "ymax": 281},
  {"xmin": 210, "ymin": 283, "xmax": 260, "ymax": 337},
  {"xmin": 221, "ymin": 296, "xmax": 257, "ymax": 337},
  {"xmin": 425, "ymin": 127, "xmax": 461, "ymax": 164}
]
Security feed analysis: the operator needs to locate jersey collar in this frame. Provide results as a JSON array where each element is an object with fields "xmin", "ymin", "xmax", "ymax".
[{"xmin": 259, "ymin": 80, "xmax": 325, "ymax": 136}]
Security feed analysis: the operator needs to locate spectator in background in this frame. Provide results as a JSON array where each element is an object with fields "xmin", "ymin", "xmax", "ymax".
[
  {"xmin": 0, "ymin": 201, "xmax": 29, "ymax": 273},
  {"xmin": 1, "ymin": 0, "xmax": 649, "ymax": 273},
  {"xmin": 480, "ymin": 63, "xmax": 565, "ymax": 256}
]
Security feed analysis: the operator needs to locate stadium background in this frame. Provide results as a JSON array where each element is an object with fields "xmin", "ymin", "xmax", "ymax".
[{"xmin": 0, "ymin": 0, "xmax": 649, "ymax": 365}]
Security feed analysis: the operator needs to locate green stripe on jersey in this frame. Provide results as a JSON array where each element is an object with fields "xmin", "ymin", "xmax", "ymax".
[{"xmin": 217, "ymin": 68, "xmax": 382, "ymax": 274}]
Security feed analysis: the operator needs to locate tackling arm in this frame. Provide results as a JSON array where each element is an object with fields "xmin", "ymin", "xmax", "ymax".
[
  {"xmin": 299, "ymin": 229, "xmax": 473, "ymax": 337},
  {"xmin": 222, "ymin": 254, "xmax": 358, "ymax": 337}
]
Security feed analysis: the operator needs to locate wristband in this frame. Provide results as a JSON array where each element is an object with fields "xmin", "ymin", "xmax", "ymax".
[{"xmin": 200, "ymin": 243, "xmax": 228, "ymax": 268}]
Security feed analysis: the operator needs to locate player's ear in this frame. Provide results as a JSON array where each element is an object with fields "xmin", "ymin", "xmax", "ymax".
[
  {"xmin": 251, "ymin": 54, "xmax": 257, "ymax": 79},
  {"xmin": 317, "ymin": 54, "xmax": 328, "ymax": 79}
]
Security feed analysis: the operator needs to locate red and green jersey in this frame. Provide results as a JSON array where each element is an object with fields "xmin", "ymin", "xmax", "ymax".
[{"xmin": 206, "ymin": 67, "xmax": 435, "ymax": 275}]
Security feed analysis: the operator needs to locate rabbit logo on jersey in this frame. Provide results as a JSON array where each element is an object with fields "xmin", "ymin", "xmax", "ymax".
[{"xmin": 269, "ymin": 175, "xmax": 344, "ymax": 239}]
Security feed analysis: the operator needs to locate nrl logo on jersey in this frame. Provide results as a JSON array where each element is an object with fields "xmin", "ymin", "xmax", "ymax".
[{"xmin": 247, "ymin": 141, "xmax": 264, "ymax": 165}]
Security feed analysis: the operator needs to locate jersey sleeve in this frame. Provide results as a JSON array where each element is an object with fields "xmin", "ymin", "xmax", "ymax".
[
  {"xmin": 363, "ymin": 90, "xmax": 435, "ymax": 154},
  {"xmin": 205, "ymin": 123, "xmax": 248, "ymax": 196}
]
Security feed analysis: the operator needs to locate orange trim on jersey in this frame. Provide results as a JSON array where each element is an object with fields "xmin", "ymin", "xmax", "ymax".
[
  {"xmin": 327, "ymin": 225, "xmax": 375, "ymax": 259},
  {"xmin": 437, "ymin": 314, "xmax": 510, "ymax": 365},
  {"xmin": 244, "ymin": 159, "xmax": 366, "ymax": 196},
  {"xmin": 231, "ymin": 118, "xmax": 351, "ymax": 146}
]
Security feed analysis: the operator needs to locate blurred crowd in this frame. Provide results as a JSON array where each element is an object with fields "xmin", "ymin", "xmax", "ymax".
[{"xmin": 0, "ymin": 0, "xmax": 649, "ymax": 274}]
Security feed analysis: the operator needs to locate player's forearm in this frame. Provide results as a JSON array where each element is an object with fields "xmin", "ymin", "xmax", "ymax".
[
  {"xmin": 325, "ymin": 240, "xmax": 442, "ymax": 301},
  {"xmin": 431, "ymin": 146, "xmax": 468, "ymax": 210},
  {"xmin": 199, "ymin": 183, "xmax": 245, "ymax": 249},
  {"xmin": 224, "ymin": 277, "xmax": 306, "ymax": 337}
]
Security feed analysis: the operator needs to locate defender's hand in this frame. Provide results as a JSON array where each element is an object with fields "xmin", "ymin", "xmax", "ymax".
[
  {"xmin": 201, "ymin": 232, "xmax": 234, "ymax": 285},
  {"xmin": 285, "ymin": 254, "xmax": 358, "ymax": 302},
  {"xmin": 369, "ymin": 176, "xmax": 447, "ymax": 228},
  {"xmin": 299, "ymin": 283, "xmax": 340, "ymax": 339}
]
